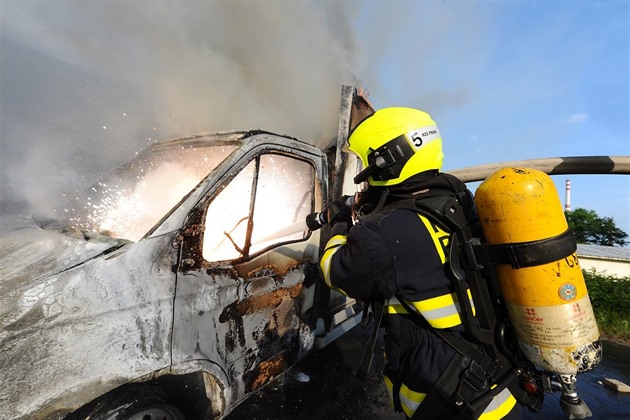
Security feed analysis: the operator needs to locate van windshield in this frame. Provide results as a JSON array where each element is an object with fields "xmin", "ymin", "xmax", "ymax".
[{"xmin": 48, "ymin": 134, "xmax": 240, "ymax": 241}]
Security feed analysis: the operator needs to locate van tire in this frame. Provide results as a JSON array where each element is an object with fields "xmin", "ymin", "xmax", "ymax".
[{"xmin": 67, "ymin": 386, "xmax": 186, "ymax": 420}]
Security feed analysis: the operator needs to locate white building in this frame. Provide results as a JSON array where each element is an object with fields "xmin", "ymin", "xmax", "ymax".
[{"xmin": 577, "ymin": 244, "xmax": 630, "ymax": 278}]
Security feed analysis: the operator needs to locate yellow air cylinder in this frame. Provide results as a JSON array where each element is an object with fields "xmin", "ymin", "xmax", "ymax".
[{"xmin": 474, "ymin": 167, "xmax": 601, "ymax": 375}]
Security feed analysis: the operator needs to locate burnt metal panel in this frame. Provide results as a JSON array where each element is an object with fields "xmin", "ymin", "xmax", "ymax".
[{"xmin": 0, "ymin": 232, "xmax": 178, "ymax": 419}]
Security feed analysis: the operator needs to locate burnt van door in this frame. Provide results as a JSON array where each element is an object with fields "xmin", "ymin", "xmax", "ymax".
[{"xmin": 172, "ymin": 149, "xmax": 324, "ymax": 396}]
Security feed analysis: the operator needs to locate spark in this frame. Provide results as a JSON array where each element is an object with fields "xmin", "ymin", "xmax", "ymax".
[{"xmin": 65, "ymin": 145, "xmax": 236, "ymax": 241}]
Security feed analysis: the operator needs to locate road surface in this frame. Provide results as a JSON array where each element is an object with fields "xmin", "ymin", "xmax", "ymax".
[{"xmin": 227, "ymin": 326, "xmax": 630, "ymax": 420}]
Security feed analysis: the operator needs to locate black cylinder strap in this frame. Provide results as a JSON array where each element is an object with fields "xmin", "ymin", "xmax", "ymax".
[{"xmin": 471, "ymin": 228, "xmax": 577, "ymax": 269}]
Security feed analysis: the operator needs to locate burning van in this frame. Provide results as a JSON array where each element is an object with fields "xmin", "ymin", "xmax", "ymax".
[
  {"xmin": 4, "ymin": 82, "xmax": 623, "ymax": 420},
  {"xmin": 0, "ymin": 87, "xmax": 375, "ymax": 419}
]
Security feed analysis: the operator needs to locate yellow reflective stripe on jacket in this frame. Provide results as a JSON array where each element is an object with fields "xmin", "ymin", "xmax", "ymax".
[
  {"xmin": 386, "ymin": 289, "xmax": 476, "ymax": 329},
  {"xmin": 320, "ymin": 234, "xmax": 347, "ymax": 289},
  {"xmin": 478, "ymin": 386, "xmax": 517, "ymax": 420},
  {"xmin": 419, "ymin": 214, "xmax": 450, "ymax": 264}
]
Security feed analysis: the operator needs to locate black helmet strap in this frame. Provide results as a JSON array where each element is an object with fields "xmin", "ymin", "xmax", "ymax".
[{"xmin": 353, "ymin": 135, "xmax": 414, "ymax": 184}]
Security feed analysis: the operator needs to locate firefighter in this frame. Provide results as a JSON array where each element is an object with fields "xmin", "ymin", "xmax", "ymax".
[{"xmin": 319, "ymin": 107, "xmax": 522, "ymax": 419}]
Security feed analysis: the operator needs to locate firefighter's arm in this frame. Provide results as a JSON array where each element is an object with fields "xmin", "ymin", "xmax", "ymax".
[{"xmin": 319, "ymin": 222, "xmax": 386, "ymax": 301}]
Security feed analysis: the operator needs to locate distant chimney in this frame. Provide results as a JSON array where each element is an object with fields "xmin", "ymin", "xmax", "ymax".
[{"xmin": 565, "ymin": 179, "xmax": 571, "ymax": 212}]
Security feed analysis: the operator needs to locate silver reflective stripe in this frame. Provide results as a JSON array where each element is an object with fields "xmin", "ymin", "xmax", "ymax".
[
  {"xmin": 482, "ymin": 387, "xmax": 513, "ymax": 414},
  {"xmin": 387, "ymin": 297, "xmax": 400, "ymax": 306},
  {"xmin": 420, "ymin": 303, "xmax": 458, "ymax": 321},
  {"xmin": 388, "ymin": 292, "xmax": 476, "ymax": 328},
  {"xmin": 386, "ymin": 296, "xmax": 459, "ymax": 327},
  {"xmin": 399, "ymin": 389, "xmax": 424, "ymax": 416}
]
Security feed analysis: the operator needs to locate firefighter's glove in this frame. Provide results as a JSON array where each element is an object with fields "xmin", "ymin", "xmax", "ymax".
[{"xmin": 327, "ymin": 195, "xmax": 353, "ymax": 227}]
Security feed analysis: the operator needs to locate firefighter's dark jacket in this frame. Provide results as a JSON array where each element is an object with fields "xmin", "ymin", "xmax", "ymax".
[{"xmin": 320, "ymin": 172, "xmax": 517, "ymax": 419}]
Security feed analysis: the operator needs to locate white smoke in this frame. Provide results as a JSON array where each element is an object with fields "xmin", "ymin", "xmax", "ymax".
[{"xmin": 1, "ymin": 1, "xmax": 362, "ymax": 214}]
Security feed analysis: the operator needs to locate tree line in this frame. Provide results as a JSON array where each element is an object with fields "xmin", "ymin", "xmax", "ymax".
[{"xmin": 565, "ymin": 208, "xmax": 628, "ymax": 247}]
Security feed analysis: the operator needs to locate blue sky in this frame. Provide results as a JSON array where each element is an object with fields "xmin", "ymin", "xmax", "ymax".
[
  {"xmin": 1, "ymin": 1, "xmax": 628, "ymax": 238},
  {"xmin": 355, "ymin": 1, "xmax": 629, "ymax": 237}
]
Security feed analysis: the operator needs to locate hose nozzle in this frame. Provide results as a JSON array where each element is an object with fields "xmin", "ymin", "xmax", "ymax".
[
  {"xmin": 305, "ymin": 195, "xmax": 355, "ymax": 231},
  {"xmin": 305, "ymin": 212, "xmax": 327, "ymax": 231}
]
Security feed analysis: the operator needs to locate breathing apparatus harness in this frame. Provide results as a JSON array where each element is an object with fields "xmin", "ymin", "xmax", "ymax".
[{"xmin": 353, "ymin": 173, "xmax": 569, "ymax": 418}]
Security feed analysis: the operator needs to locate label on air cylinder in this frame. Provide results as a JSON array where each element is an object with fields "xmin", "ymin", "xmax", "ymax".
[{"xmin": 506, "ymin": 295, "xmax": 599, "ymax": 348}]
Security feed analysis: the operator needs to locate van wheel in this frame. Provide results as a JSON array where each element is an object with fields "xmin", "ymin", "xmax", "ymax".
[
  {"xmin": 68, "ymin": 386, "xmax": 185, "ymax": 420},
  {"xmin": 119, "ymin": 403, "xmax": 185, "ymax": 420}
]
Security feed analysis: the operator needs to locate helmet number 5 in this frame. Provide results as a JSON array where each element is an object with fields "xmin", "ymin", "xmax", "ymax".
[{"xmin": 410, "ymin": 132, "xmax": 423, "ymax": 148}]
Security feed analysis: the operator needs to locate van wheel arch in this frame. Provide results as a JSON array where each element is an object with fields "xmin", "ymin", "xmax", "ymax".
[{"xmin": 66, "ymin": 372, "xmax": 214, "ymax": 419}]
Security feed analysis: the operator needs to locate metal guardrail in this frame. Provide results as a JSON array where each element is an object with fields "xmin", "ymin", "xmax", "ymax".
[{"xmin": 449, "ymin": 156, "xmax": 630, "ymax": 182}]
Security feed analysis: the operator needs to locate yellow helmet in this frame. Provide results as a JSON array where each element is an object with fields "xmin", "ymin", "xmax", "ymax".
[{"xmin": 347, "ymin": 107, "xmax": 444, "ymax": 186}]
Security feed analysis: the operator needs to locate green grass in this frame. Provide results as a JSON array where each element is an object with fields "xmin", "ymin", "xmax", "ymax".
[{"xmin": 584, "ymin": 270, "xmax": 630, "ymax": 344}]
